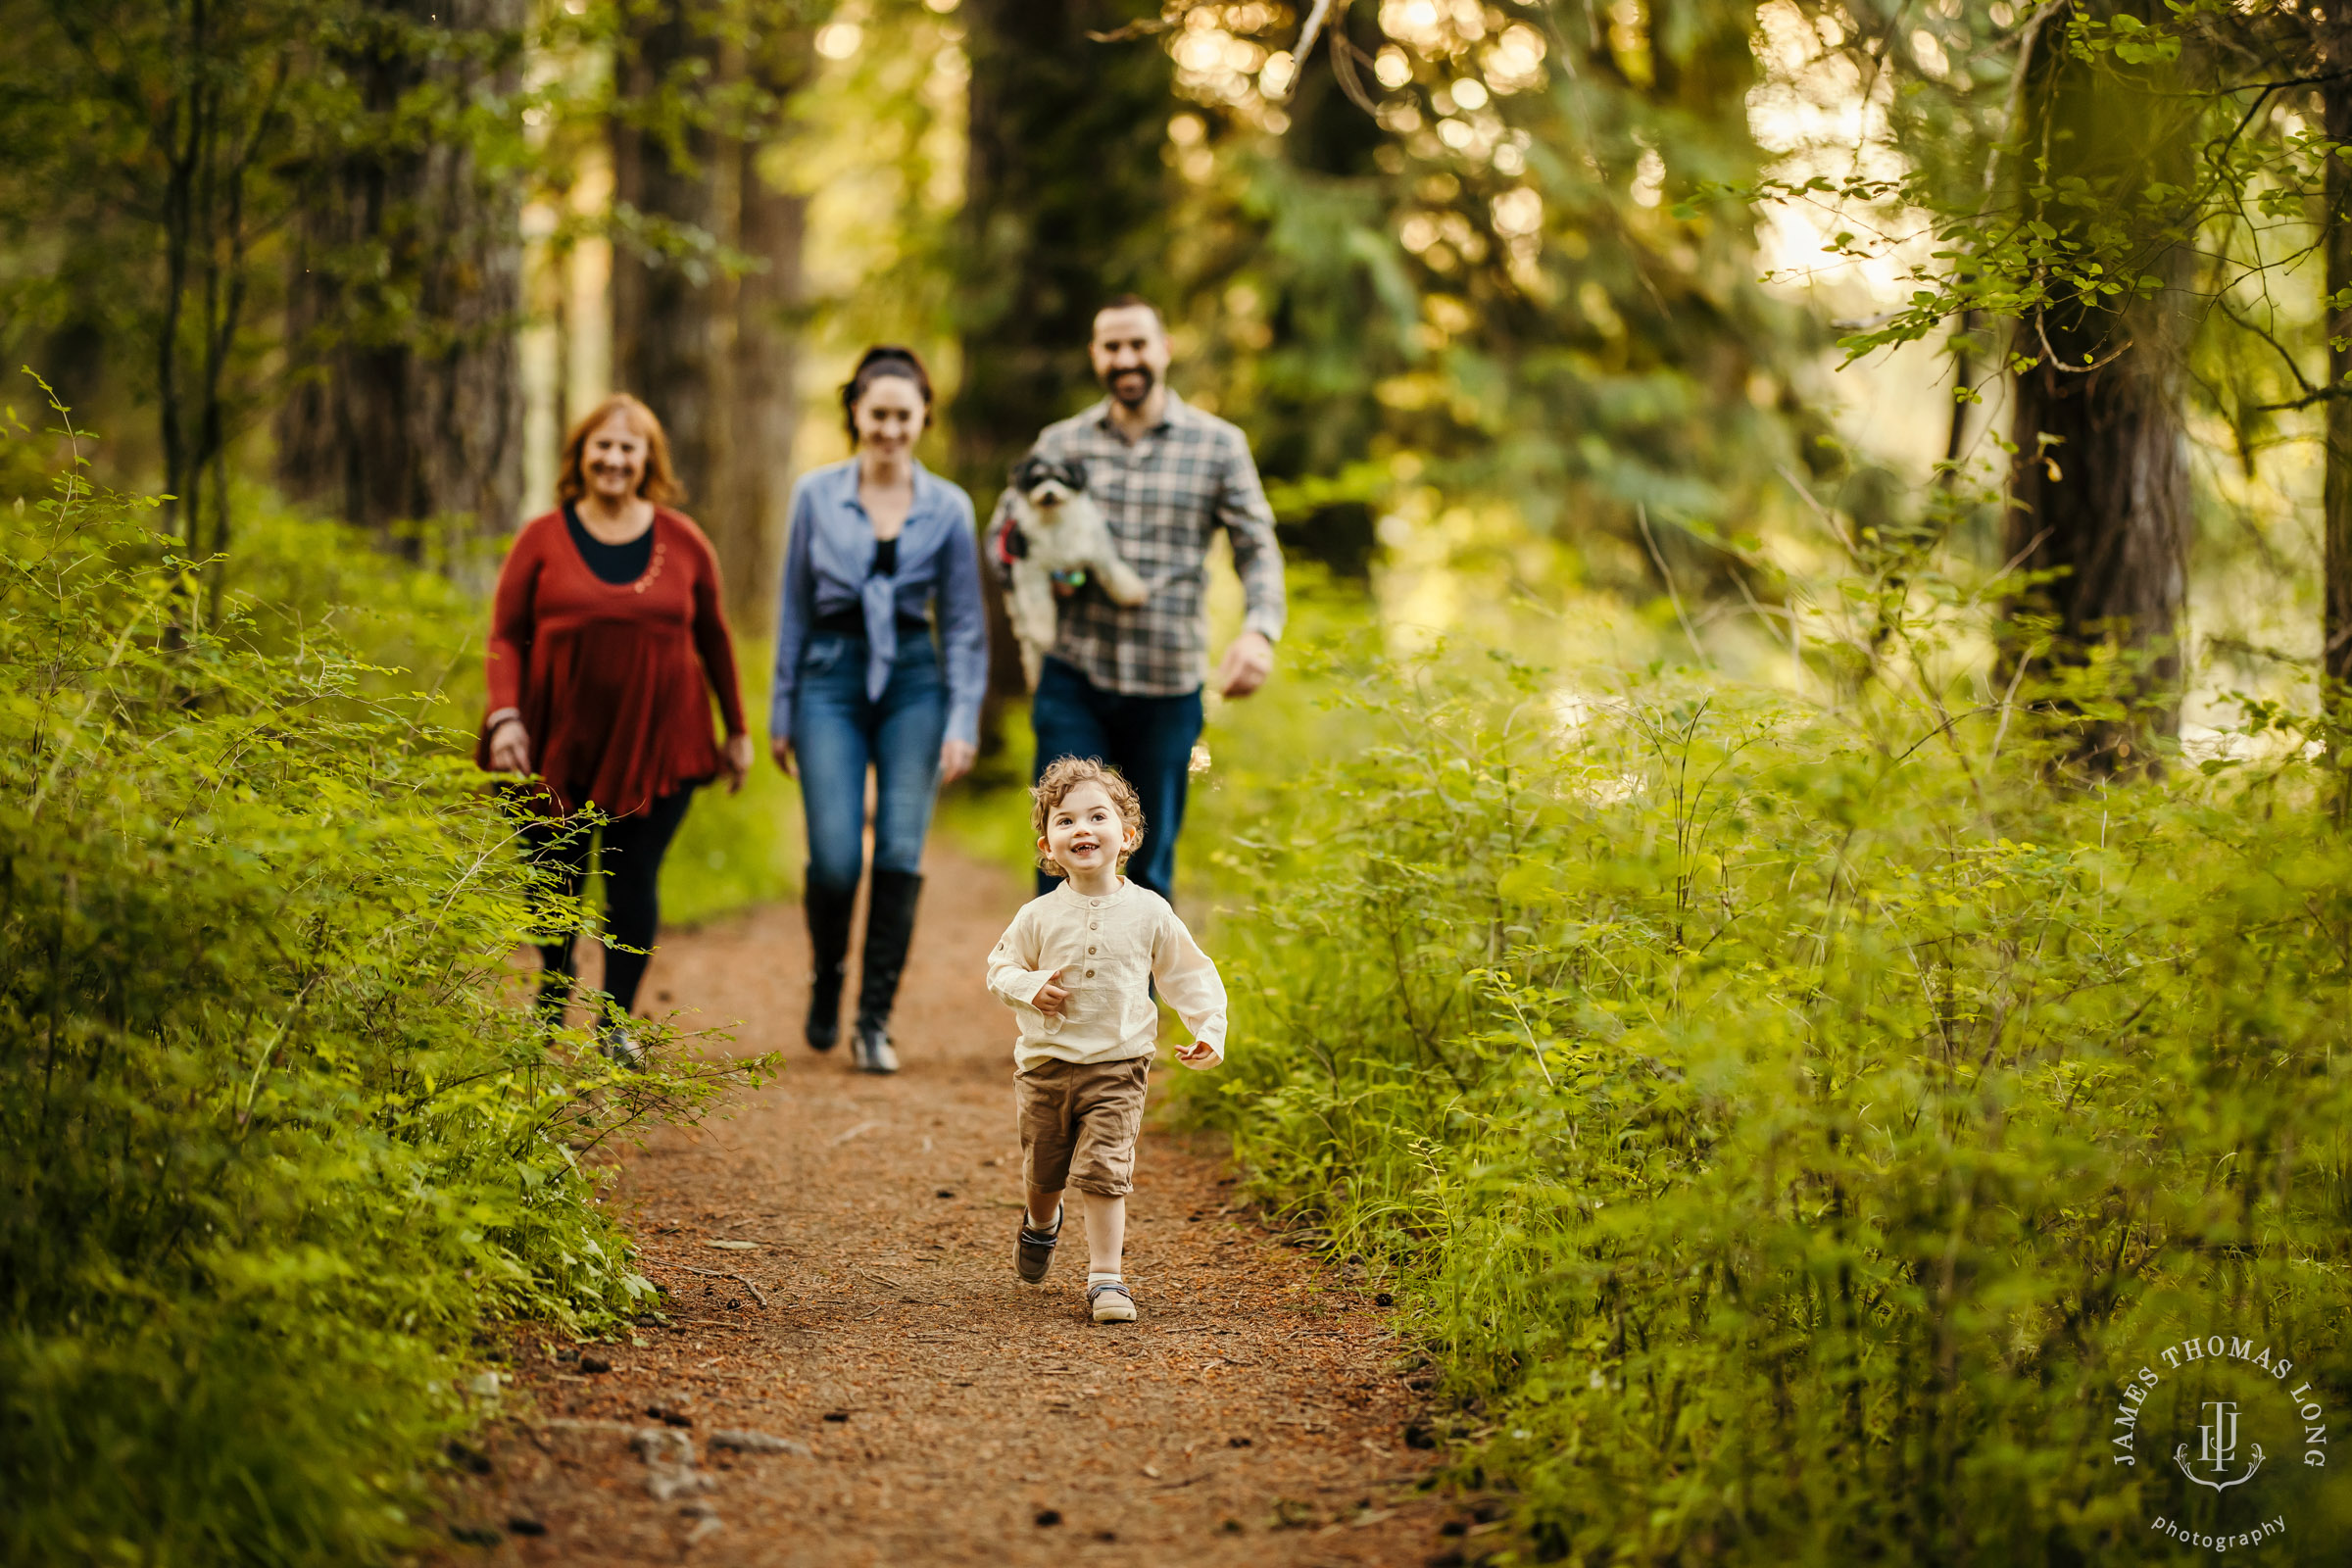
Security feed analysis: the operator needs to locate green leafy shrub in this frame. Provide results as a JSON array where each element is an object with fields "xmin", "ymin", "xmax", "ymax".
[
  {"xmin": 1179, "ymin": 646, "xmax": 2352, "ymax": 1565},
  {"xmin": 0, "ymin": 449, "xmax": 751, "ymax": 1561}
]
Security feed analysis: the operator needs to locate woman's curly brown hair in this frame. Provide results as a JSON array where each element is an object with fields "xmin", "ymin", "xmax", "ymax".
[{"xmin": 1030, "ymin": 757, "xmax": 1145, "ymax": 877}]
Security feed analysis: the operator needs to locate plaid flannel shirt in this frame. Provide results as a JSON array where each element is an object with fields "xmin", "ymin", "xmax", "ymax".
[{"xmin": 986, "ymin": 391, "xmax": 1287, "ymax": 697}]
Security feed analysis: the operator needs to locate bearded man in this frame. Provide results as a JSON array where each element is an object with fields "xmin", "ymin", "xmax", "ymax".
[{"xmin": 986, "ymin": 295, "xmax": 1287, "ymax": 898}]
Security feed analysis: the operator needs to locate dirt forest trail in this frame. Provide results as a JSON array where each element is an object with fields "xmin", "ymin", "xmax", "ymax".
[{"xmin": 449, "ymin": 846, "xmax": 1465, "ymax": 1568}]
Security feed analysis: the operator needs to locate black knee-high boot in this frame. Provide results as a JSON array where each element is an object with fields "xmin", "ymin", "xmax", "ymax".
[
  {"xmin": 804, "ymin": 880, "xmax": 858, "ymax": 1052},
  {"xmin": 536, "ymin": 939, "xmax": 575, "ymax": 1021},
  {"xmin": 853, "ymin": 870, "xmax": 922, "ymax": 1074}
]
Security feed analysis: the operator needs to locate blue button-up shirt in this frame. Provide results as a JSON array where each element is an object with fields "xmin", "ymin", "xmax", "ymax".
[{"xmin": 771, "ymin": 459, "xmax": 989, "ymax": 746}]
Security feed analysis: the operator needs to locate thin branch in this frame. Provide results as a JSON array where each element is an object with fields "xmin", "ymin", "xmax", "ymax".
[
  {"xmin": 1985, "ymin": 4, "xmax": 2067, "ymax": 200},
  {"xmin": 2033, "ymin": 308, "xmax": 2133, "ymax": 374},
  {"xmin": 1637, "ymin": 504, "xmax": 1708, "ymax": 666},
  {"xmin": 1775, "ymin": 464, "xmax": 1861, "ymax": 564},
  {"xmin": 2207, "ymin": 71, "xmax": 2352, "ymax": 177},
  {"xmin": 1984, "ymin": 528, "xmax": 2055, "ymax": 599},
  {"xmin": 1986, "ymin": 642, "xmax": 2034, "ymax": 767},
  {"xmin": 2248, "ymin": 385, "xmax": 2352, "ymax": 415},
  {"xmin": 1894, "ymin": 705, "xmax": 2008, "ymax": 765},
  {"xmin": 1328, "ymin": 31, "xmax": 1380, "ymax": 114},
  {"xmin": 1085, "ymin": 10, "xmax": 1177, "ymax": 43},
  {"xmin": 672, "ymin": 1263, "xmax": 768, "ymax": 1308},
  {"xmin": 2209, "ymin": 292, "xmax": 2321, "ymax": 401},
  {"xmin": 1295, "ymin": 0, "xmax": 1337, "ymax": 67}
]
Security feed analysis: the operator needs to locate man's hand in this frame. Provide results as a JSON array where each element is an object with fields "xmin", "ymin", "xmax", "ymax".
[
  {"xmin": 1214, "ymin": 630, "xmax": 1274, "ymax": 698},
  {"xmin": 1174, "ymin": 1038, "xmax": 1221, "ymax": 1068},
  {"xmin": 722, "ymin": 732, "xmax": 754, "ymax": 794},
  {"xmin": 1033, "ymin": 970, "xmax": 1071, "ymax": 1017},
  {"xmin": 770, "ymin": 734, "xmax": 796, "ymax": 777}
]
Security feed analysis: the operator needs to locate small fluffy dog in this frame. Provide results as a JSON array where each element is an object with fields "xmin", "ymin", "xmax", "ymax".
[{"xmin": 1004, "ymin": 453, "xmax": 1151, "ymax": 687}]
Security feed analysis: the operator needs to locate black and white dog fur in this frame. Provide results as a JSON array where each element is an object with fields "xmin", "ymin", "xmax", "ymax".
[{"xmin": 1004, "ymin": 453, "xmax": 1150, "ymax": 688}]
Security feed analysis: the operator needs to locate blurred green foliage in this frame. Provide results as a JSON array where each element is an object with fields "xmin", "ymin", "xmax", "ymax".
[
  {"xmin": 661, "ymin": 637, "xmax": 806, "ymax": 928},
  {"xmin": 0, "ymin": 414, "xmax": 770, "ymax": 1562},
  {"xmin": 1177, "ymin": 614, "xmax": 2352, "ymax": 1563},
  {"xmin": 1155, "ymin": 0, "xmax": 1831, "ymax": 600}
]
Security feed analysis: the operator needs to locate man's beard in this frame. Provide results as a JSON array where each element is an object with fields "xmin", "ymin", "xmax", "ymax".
[{"xmin": 1104, "ymin": 365, "xmax": 1155, "ymax": 409}]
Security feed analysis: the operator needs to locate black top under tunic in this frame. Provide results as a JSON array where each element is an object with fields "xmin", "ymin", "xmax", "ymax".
[
  {"xmin": 564, "ymin": 503, "xmax": 656, "ymax": 585},
  {"xmin": 812, "ymin": 534, "xmax": 931, "ymax": 639}
]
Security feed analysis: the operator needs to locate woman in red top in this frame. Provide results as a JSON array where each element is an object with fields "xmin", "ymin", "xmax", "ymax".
[{"xmin": 479, "ymin": 393, "xmax": 751, "ymax": 1057}]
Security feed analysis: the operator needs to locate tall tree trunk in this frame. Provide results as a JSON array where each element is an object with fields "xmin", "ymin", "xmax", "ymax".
[
  {"xmin": 610, "ymin": 6, "xmax": 812, "ymax": 630},
  {"xmin": 2321, "ymin": 25, "xmax": 2352, "ymax": 720},
  {"xmin": 720, "ymin": 137, "xmax": 805, "ymax": 636},
  {"xmin": 954, "ymin": 0, "xmax": 1175, "ymax": 724},
  {"xmin": 276, "ymin": 0, "xmax": 526, "ymax": 566},
  {"xmin": 2000, "ymin": 4, "xmax": 2194, "ymax": 771},
  {"xmin": 610, "ymin": 4, "xmax": 722, "ymax": 514}
]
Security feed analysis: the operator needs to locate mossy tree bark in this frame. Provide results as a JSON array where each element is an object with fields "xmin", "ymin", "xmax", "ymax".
[
  {"xmin": 610, "ymin": 2, "xmax": 723, "ymax": 525},
  {"xmin": 1999, "ymin": 3, "xmax": 2195, "ymax": 771},
  {"xmin": 2321, "ymin": 22, "xmax": 2352, "ymax": 726},
  {"xmin": 723, "ymin": 125, "xmax": 806, "ymax": 639}
]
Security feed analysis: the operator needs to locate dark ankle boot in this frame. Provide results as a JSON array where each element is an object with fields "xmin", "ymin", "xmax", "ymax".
[
  {"xmin": 853, "ymin": 869, "xmax": 922, "ymax": 1073},
  {"xmin": 804, "ymin": 880, "xmax": 857, "ymax": 1052}
]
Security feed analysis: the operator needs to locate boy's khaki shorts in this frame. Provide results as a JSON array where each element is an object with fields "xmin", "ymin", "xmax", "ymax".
[{"xmin": 1015, "ymin": 1055, "xmax": 1152, "ymax": 1197}]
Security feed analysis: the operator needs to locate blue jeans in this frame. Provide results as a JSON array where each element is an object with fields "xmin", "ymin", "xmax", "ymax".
[
  {"xmin": 1030, "ymin": 657, "xmax": 1203, "ymax": 900},
  {"xmin": 793, "ymin": 634, "xmax": 946, "ymax": 894}
]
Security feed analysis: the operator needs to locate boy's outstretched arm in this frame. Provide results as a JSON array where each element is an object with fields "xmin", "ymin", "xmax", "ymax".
[{"xmin": 1152, "ymin": 911, "xmax": 1228, "ymax": 1068}]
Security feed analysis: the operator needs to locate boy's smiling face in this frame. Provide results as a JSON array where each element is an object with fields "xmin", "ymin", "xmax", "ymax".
[{"xmin": 1040, "ymin": 780, "xmax": 1137, "ymax": 880}]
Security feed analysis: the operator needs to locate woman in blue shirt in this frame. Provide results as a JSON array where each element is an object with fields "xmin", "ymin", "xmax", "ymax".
[{"xmin": 771, "ymin": 346, "xmax": 989, "ymax": 1073}]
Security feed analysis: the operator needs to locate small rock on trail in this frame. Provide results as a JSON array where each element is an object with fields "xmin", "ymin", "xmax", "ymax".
[
  {"xmin": 709, "ymin": 1430, "xmax": 813, "ymax": 1457},
  {"xmin": 441, "ymin": 848, "xmax": 1446, "ymax": 1566}
]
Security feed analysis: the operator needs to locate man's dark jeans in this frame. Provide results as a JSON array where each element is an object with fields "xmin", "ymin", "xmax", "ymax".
[{"xmin": 1031, "ymin": 657, "xmax": 1203, "ymax": 900}]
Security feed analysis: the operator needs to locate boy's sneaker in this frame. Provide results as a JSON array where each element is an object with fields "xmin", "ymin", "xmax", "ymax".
[
  {"xmin": 1087, "ymin": 1281, "xmax": 1138, "ymax": 1324},
  {"xmin": 1015, "ymin": 1205, "xmax": 1062, "ymax": 1284}
]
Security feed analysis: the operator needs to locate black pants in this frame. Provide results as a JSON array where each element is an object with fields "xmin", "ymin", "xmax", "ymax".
[{"xmin": 522, "ymin": 789, "xmax": 696, "ymax": 1016}]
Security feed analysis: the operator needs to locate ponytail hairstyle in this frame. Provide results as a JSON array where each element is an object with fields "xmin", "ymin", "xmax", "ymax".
[{"xmin": 840, "ymin": 345, "xmax": 934, "ymax": 446}]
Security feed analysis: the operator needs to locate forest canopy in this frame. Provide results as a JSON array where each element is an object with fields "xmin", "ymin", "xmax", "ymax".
[{"xmin": 8, "ymin": 1, "xmax": 2351, "ymax": 750}]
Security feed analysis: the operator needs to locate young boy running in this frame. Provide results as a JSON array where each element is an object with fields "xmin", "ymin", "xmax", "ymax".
[{"xmin": 984, "ymin": 758, "xmax": 1226, "ymax": 1324}]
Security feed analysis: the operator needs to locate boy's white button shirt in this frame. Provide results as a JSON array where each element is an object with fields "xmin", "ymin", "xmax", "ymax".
[{"xmin": 986, "ymin": 879, "xmax": 1227, "ymax": 1072}]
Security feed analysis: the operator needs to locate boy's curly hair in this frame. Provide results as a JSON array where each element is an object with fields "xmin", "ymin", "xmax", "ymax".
[{"xmin": 1031, "ymin": 757, "xmax": 1146, "ymax": 876}]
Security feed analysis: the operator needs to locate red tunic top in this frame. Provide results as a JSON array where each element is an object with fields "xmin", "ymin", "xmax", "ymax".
[{"xmin": 476, "ymin": 507, "xmax": 747, "ymax": 816}]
